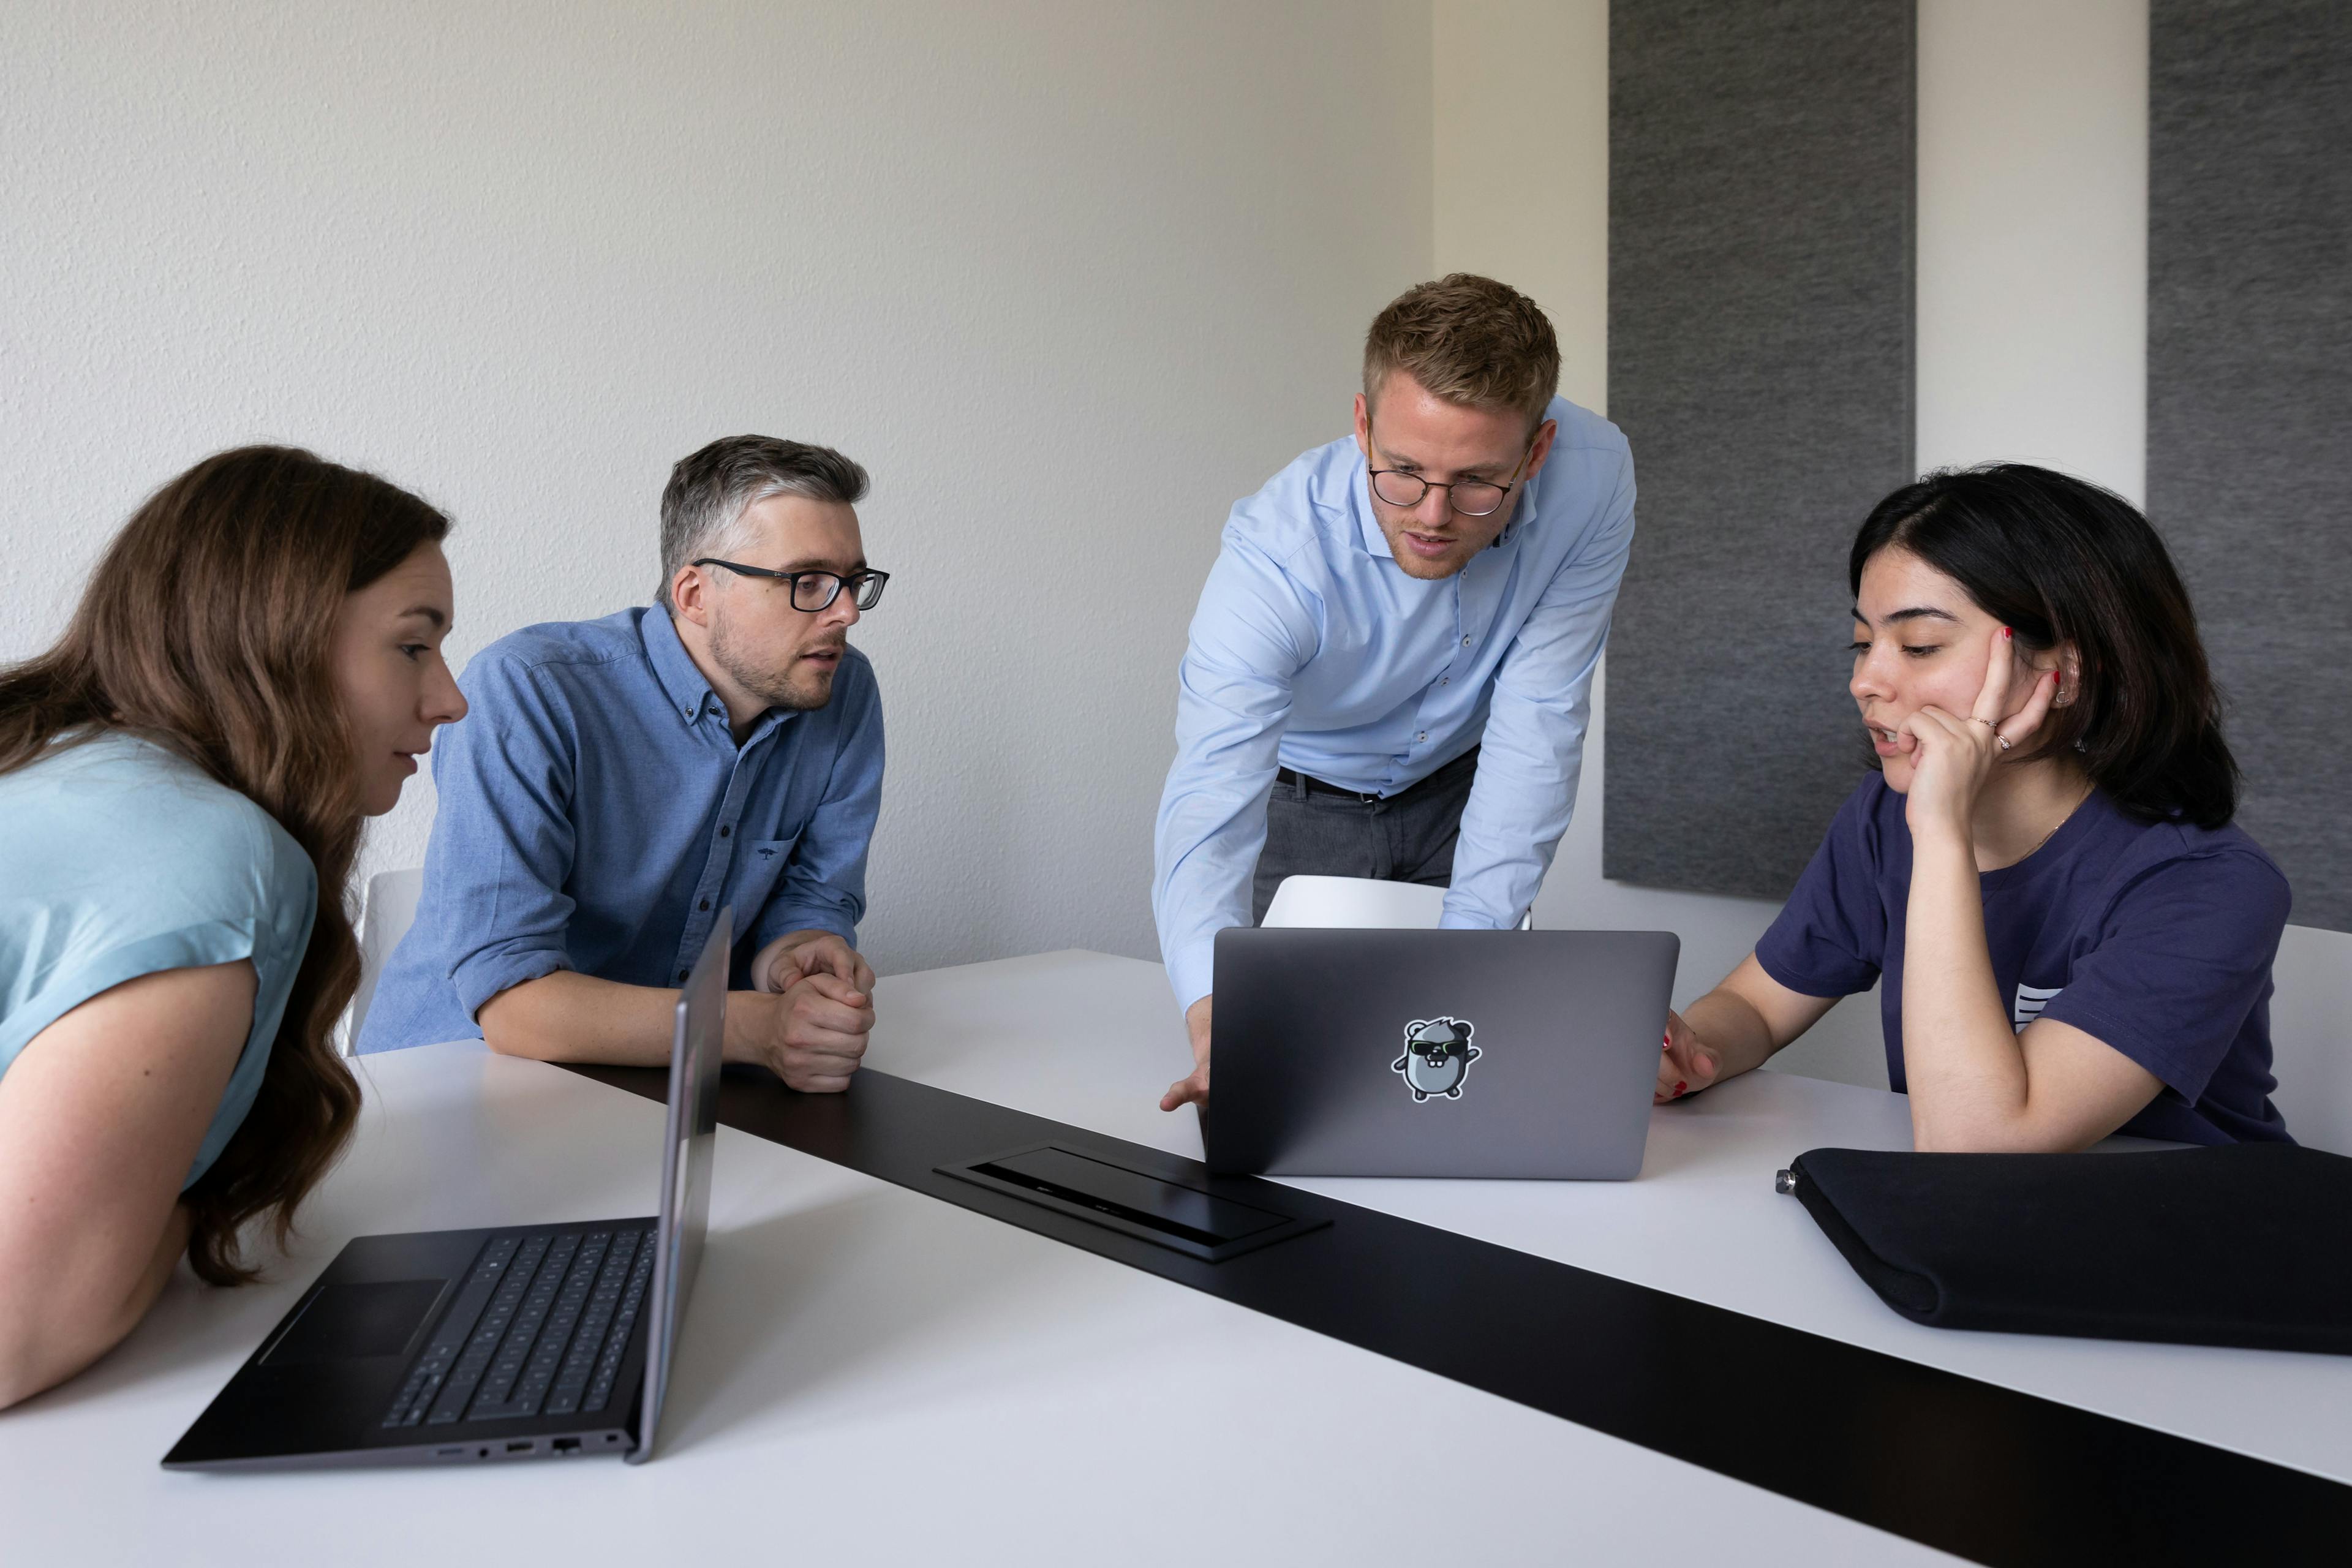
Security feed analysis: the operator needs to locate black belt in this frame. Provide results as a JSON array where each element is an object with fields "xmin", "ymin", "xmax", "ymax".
[{"xmin": 1277, "ymin": 745, "xmax": 1478, "ymax": 804}]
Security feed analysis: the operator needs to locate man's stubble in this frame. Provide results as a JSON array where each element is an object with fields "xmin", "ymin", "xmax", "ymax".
[{"xmin": 708, "ymin": 606, "xmax": 837, "ymax": 713}]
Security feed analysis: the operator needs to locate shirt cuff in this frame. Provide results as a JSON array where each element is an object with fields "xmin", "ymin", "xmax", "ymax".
[
  {"xmin": 2038, "ymin": 993, "xmax": 2220, "ymax": 1106},
  {"xmin": 452, "ymin": 946, "xmax": 573, "ymax": 1023},
  {"xmin": 1167, "ymin": 948, "xmax": 1213, "ymax": 1013},
  {"xmin": 753, "ymin": 906, "xmax": 859, "ymax": 952},
  {"xmin": 1752, "ymin": 941, "xmax": 1871, "ymax": 1001}
]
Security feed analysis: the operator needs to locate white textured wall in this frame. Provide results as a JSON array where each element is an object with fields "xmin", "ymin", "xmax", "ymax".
[
  {"xmin": 1, "ymin": 0, "xmax": 1431, "ymax": 978},
  {"xmin": 1917, "ymin": 0, "xmax": 2149, "ymax": 503}
]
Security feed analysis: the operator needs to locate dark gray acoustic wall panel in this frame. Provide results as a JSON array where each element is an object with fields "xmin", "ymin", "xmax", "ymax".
[
  {"xmin": 1603, "ymin": 0, "xmax": 1915, "ymax": 899},
  {"xmin": 2149, "ymin": 2, "xmax": 2352, "ymax": 933}
]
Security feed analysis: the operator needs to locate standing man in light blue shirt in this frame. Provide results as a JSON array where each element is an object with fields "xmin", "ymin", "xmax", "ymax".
[
  {"xmin": 1155, "ymin": 274, "xmax": 1635, "ymax": 1111},
  {"xmin": 361, "ymin": 436, "xmax": 889, "ymax": 1090}
]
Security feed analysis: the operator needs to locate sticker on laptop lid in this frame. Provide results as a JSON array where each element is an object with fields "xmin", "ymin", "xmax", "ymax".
[{"xmin": 1392, "ymin": 1016, "xmax": 1480, "ymax": 1102}]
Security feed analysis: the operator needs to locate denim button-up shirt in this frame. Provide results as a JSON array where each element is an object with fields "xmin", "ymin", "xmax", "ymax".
[
  {"xmin": 358, "ymin": 606, "xmax": 884, "ymax": 1052},
  {"xmin": 1152, "ymin": 395, "xmax": 1635, "ymax": 1008}
]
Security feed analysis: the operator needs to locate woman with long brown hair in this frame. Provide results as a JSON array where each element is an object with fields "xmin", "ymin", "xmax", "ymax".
[{"xmin": 0, "ymin": 447, "xmax": 466, "ymax": 1408}]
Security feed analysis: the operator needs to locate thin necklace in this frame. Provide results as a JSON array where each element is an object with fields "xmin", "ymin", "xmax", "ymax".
[{"xmin": 2006, "ymin": 776, "xmax": 2095, "ymax": 866}]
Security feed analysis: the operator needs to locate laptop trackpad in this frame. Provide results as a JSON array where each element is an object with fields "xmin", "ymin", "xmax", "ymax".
[{"xmin": 265, "ymin": 1280, "xmax": 445, "ymax": 1365}]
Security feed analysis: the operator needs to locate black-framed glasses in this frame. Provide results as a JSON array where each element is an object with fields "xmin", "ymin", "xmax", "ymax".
[
  {"xmin": 693, "ymin": 559, "xmax": 889, "ymax": 612},
  {"xmin": 1365, "ymin": 431, "xmax": 1536, "ymax": 518}
]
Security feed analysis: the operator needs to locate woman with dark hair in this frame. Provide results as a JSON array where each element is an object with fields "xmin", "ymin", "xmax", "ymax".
[
  {"xmin": 1656, "ymin": 463, "xmax": 2291, "ymax": 1150},
  {"xmin": 0, "ymin": 447, "xmax": 466, "ymax": 1407}
]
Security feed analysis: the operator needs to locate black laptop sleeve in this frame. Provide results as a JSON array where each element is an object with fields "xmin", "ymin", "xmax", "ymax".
[{"xmin": 1783, "ymin": 1144, "xmax": 2352, "ymax": 1354}]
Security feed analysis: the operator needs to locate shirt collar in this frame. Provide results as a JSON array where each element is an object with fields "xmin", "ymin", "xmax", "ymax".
[
  {"xmin": 641, "ymin": 605, "xmax": 722, "ymax": 726},
  {"xmin": 1498, "ymin": 450, "xmax": 1543, "ymax": 545},
  {"xmin": 640, "ymin": 606, "xmax": 799, "ymax": 744},
  {"xmin": 1351, "ymin": 458, "xmax": 1395, "ymax": 560}
]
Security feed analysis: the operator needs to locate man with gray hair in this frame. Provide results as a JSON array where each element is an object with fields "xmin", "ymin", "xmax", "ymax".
[{"xmin": 360, "ymin": 435, "xmax": 889, "ymax": 1088}]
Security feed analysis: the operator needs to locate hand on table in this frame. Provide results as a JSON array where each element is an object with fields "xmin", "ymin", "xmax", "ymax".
[
  {"xmin": 1655, "ymin": 1008, "xmax": 1722, "ymax": 1104},
  {"xmin": 1160, "ymin": 995, "xmax": 1212, "ymax": 1111},
  {"xmin": 755, "ymin": 971, "xmax": 875, "ymax": 1093},
  {"xmin": 747, "ymin": 930, "xmax": 875, "ymax": 1093},
  {"xmin": 753, "ymin": 929, "xmax": 876, "ymax": 997}
]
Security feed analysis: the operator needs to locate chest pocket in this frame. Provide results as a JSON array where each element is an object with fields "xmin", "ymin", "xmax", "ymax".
[{"xmin": 731, "ymin": 835, "xmax": 802, "ymax": 920}]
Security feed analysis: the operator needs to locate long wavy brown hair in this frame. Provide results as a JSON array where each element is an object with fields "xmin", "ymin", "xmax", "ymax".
[{"xmin": 0, "ymin": 446, "xmax": 451, "ymax": 1284}]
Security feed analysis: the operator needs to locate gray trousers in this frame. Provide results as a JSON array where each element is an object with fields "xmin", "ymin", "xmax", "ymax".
[{"xmin": 1249, "ymin": 747, "xmax": 1480, "ymax": 924}]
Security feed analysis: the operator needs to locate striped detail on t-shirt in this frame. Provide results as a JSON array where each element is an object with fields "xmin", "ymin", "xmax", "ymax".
[{"xmin": 2013, "ymin": 982, "xmax": 2064, "ymax": 1034}]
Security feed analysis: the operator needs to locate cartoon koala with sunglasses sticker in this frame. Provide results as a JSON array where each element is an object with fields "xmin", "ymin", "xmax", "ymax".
[{"xmin": 1392, "ymin": 1016, "xmax": 1479, "ymax": 1102}]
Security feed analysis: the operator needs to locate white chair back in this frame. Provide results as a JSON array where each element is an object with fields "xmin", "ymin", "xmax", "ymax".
[
  {"xmin": 1262, "ymin": 874, "xmax": 1532, "ymax": 930},
  {"xmin": 2269, "ymin": 924, "xmax": 2352, "ymax": 1156},
  {"xmin": 345, "ymin": 867, "xmax": 425, "ymax": 1054}
]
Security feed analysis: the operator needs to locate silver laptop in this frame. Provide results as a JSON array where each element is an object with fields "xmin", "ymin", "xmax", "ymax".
[
  {"xmin": 163, "ymin": 910, "xmax": 729, "ymax": 1470},
  {"xmin": 1202, "ymin": 927, "xmax": 1679, "ymax": 1179}
]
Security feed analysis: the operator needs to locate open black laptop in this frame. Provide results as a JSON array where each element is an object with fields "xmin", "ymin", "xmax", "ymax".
[
  {"xmin": 164, "ymin": 910, "xmax": 731, "ymax": 1471},
  {"xmin": 1204, "ymin": 927, "xmax": 1679, "ymax": 1179}
]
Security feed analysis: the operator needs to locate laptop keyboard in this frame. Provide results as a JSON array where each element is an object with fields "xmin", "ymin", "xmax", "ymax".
[{"xmin": 379, "ymin": 1227, "xmax": 657, "ymax": 1430}]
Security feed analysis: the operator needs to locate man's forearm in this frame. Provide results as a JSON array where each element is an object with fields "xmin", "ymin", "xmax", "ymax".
[
  {"xmin": 1443, "ymin": 702, "xmax": 1590, "ymax": 929},
  {"xmin": 1155, "ymin": 865, "xmax": 1248, "ymax": 1011},
  {"xmin": 479, "ymin": 970, "xmax": 779, "ymax": 1067},
  {"xmin": 1153, "ymin": 691, "xmax": 1291, "ymax": 1008}
]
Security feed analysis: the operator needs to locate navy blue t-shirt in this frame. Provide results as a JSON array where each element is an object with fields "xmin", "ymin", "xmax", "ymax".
[{"xmin": 1755, "ymin": 777, "xmax": 2292, "ymax": 1145}]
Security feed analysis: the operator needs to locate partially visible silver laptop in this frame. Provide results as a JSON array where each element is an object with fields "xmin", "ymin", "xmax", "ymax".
[{"xmin": 1202, "ymin": 928, "xmax": 1679, "ymax": 1179}]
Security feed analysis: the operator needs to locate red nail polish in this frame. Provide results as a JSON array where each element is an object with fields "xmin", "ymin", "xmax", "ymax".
[
  {"xmin": 1674, "ymin": 1080, "xmax": 1687, "ymax": 1097},
  {"xmin": 2002, "ymin": 626, "xmax": 2013, "ymax": 639}
]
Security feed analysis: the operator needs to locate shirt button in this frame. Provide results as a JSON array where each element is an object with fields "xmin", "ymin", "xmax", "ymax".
[
  {"xmin": 719, "ymin": 825, "xmax": 731, "ymax": 838},
  {"xmin": 699, "ymin": 899, "xmax": 710, "ymax": 911},
  {"xmin": 1441, "ymin": 677, "xmax": 1450, "ymax": 686},
  {"xmin": 1461, "ymin": 635, "xmax": 1471, "ymax": 647},
  {"xmin": 676, "ymin": 968, "xmax": 688, "ymax": 981},
  {"xmin": 1417, "ymin": 731, "xmax": 1427, "ymax": 742}
]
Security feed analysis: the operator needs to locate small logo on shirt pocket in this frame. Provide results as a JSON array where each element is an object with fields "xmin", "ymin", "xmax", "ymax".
[{"xmin": 2013, "ymin": 982, "xmax": 2063, "ymax": 1034}]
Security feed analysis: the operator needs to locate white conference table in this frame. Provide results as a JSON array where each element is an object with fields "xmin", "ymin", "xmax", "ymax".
[{"xmin": 4, "ymin": 949, "xmax": 2346, "ymax": 1567}]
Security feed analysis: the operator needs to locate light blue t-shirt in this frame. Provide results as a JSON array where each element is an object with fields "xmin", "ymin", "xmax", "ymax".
[{"xmin": 0, "ymin": 731, "xmax": 317, "ymax": 1188}]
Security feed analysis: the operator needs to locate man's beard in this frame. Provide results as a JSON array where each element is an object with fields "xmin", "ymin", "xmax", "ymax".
[
  {"xmin": 709, "ymin": 613, "xmax": 839, "ymax": 712},
  {"xmin": 1377, "ymin": 519, "xmax": 1476, "ymax": 580}
]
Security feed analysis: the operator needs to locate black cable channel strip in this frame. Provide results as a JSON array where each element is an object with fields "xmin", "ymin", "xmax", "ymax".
[{"xmin": 567, "ymin": 1062, "xmax": 2351, "ymax": 1566}]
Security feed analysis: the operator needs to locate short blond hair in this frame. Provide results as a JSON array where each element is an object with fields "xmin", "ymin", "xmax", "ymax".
[{"xmin": 1362, "ymin": 274, "xmax": 1561, "ymax": 430}]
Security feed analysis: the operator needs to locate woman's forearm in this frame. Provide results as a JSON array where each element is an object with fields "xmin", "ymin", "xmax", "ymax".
[
  {"xmin": 1901, "ymin": 829, "xmax": 2033, "ymax": 1148},
  {"xmin": 1668, "ymin": 954, "xmax": 1843, "ymax": 1098},
  {"xmin": 1681, "ymin": 986, "xmax": 1779, "ymax": 1080}
]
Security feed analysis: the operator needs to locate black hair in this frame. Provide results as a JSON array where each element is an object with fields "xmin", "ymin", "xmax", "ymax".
[{"xmin": 1849, "ymin": 463, "xmax": 2239, "ymax": 827}]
